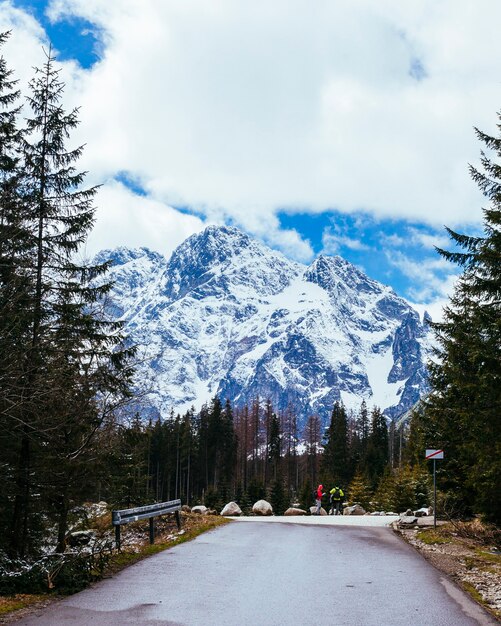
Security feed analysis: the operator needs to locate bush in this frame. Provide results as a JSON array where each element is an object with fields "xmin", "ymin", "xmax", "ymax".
[{"xmin": 0, "ymin": 539, "xmax": 114, "ymax": 595}]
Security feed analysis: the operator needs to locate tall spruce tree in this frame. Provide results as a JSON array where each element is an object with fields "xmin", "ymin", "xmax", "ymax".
[
  {"xmin": 422, "ymin": 112, "xmax": 501, "ymax": 523},
  {"xmin": 321, "ymin": 401, "xmax": 349, "ymax": 485},
  {"xmin": 267, "ymin": 411, "xmax": 281, "ymax": 481},
  {"xmin": 364, "ymin": 406, "xmax": 389, "ymax": 488},
  {"xmin": 6, "ymin": 46, "xmax": 133, "ymax": 555},
  {"xmin": 0, "ymin": 30, "xmax": 30, "ymax": 551}
]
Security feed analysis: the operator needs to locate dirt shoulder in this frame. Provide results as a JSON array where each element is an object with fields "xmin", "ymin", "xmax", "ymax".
[{"xmin": 394, "ymin": 519, "xmax": 501, "ymax": 622}]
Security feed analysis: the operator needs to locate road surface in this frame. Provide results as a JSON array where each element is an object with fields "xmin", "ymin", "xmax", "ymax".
[{"xmin": 16, "ymin": 519, "xmax": 496, "ymax": 625}]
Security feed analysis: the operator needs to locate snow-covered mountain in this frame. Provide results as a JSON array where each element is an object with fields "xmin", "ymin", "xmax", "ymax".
[{"xmin": 96, "ymin": 225, "xmax": 433, "ymax": 425}]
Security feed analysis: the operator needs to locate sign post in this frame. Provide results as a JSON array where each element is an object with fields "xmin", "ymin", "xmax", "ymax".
[{"xmin": 425, "ymin": 449, "xmax": 444, "ymax": 529}]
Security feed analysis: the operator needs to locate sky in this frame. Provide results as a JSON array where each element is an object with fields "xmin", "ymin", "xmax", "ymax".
[{"xmin": 1, "ymin": 0, "xmax": 500, "ymax": 320}]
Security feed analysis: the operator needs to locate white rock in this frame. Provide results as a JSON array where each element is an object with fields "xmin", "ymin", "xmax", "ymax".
[
  {"xmin": 343, "ymin": 504, "xmax": 366, "ymax": 516},
  {"xmin": 252, "ymin": 500, "xmax": 273, "ymax": 516},
  {"xmin": 191, "ymin": 505, "xmax": 208, "ymax": 515},
  {"xmin": 221, "ymin": 502, "xmax": 242, "ymax": 516},
  {"xmin": 414, "ymin": 507, "xmax": 430, "ymax": 517},
  {"xmin": 67, "ymin": 530, "xmax": 95, "ymax": 547},
  {"xmin": 284, "ymin": 508, "xmax": 307, "ymax": 516},
  {"xmin": 399, "ymin": 515, "xmax": 418, "ymax": 526},
  {"xmin": 309, "ymin": 506, "xmax": 328, "ymax": 516}
]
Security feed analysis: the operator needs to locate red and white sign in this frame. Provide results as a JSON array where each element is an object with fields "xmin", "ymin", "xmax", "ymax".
[{"xmin": 425, "ymin": 449, "xmax": 444, "ymax": 460}]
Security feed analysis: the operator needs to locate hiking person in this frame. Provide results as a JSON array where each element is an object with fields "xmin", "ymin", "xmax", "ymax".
[
  {"xmin": 329, "ymin": 485, "xmax": 344, "ymax": 515},
  {"xmin": 314, "ymin": 484, "xmax": 325, "ymax": 515}
]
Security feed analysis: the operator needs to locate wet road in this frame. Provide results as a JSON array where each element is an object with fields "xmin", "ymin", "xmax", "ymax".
[{"xmin": 17, "ymin": 521, "xmax": 496, "ymax": 625}]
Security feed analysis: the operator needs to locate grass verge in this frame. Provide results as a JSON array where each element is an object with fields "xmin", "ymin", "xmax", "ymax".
[
  {"xmin": 0, "ymin": 595, "xmax": 47, "ymax": 617},
  {"xmin": 0, "ymin": 514, "xmax": 230, "ymax": 622}
]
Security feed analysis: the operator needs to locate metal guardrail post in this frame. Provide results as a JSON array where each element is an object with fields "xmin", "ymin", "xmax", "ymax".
[{"xmin": 111, "ymin": 500, "xmax": 182, "ymax": 548}]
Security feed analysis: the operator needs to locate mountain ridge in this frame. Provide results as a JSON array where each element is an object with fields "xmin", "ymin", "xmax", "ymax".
[{"xmin": 98, "ymin": 225, "xmax": 432, "ymax": 425}]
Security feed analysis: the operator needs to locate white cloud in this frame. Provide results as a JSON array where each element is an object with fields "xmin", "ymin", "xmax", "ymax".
[
  {"xmin": 322, "ymin": 229, "xmax": 370, "ymax": 255},
  {"xmin": 407, "ymin": 228, "xmax": 451, "ymax": 250},
  {"xmin": 385, "ymin": 249, "xmax": 459, "ymax": 303},
  {"xmin": 82, "ymin": 181, "xmax": 205, "ymax": 259},
  {"xmin": 1, "ymin": 0, "xmax": 498, "ymax": 263}
]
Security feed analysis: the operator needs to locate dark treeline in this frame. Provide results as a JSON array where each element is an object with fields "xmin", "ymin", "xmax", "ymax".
[{"xmin": 97, "ymin": 396, "xmax": 431, "ymax": 520}]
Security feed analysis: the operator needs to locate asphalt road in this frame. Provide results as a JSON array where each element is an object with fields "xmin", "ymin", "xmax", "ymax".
[{"xmin": 16, "ymin": 521, "xmax": 496, "ymax": 626}]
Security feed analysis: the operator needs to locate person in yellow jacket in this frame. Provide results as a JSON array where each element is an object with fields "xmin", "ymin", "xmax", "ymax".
[{"xmin": 329, "ymin": 485, "xmax": 344, "ymax": 515}]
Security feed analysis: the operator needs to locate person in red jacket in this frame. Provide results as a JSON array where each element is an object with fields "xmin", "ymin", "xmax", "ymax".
[{"xmin": 315, "ymin": 484, "xmax": 325, "ymax": 515}]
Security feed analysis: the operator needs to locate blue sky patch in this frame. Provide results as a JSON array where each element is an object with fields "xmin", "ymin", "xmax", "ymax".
[
  {"xmin": 278, "ymin": 210, "xmax": 460, "ymax": 303},
  {"xmin": 409, "ymin": 58, "xmax": 427, "ymax": 81},
  {"xmin": 13, "ymin": 0, "xmax": 102, "ymax": 68},
  {"xmin": 115, "ymin": 172, "xmax": 147, "ymax": 197}
]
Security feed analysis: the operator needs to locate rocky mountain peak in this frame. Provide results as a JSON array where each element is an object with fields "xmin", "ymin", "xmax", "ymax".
[
  {"xmin": 163, "ymin": 225, "xmax": 300, "ymax": 302},
  {"xmin": 98, "ymin": 226, "xmax": 433, "ymax": 425}
]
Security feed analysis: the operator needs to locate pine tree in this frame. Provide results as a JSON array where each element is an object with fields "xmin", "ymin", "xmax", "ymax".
[
  {"xmin": 372, "ymin": 468, "xmax": 396, "ymax": 512},
  {"xmin": 0, "ymin": 30, "xmax": 31, "ymax": 554},
  {"xmin": 347, "ymin": 470, "xmax": 373, "ymax": 510},
  {"xmin": 247, "ymin": 476, "xmax": 265, "ymax": 505},
  {"xmin": 365, "ymin": 406, "xmax": 389, "ymax": 488},
  {"xmin": 321, "ymin": 401, "xmax": 349, "ymax": 486},
  {"xmin": 220, "ymin": 399, "xmax": 237, "ymax": 487},
  {"xmin": 6, "ymin": 46, "xmax": 134, "ymax": 555},
  {"xmin": 304, "ymin": 414, "xmax": 321, "ymax": 487},
  {"xmin": 299, "ymin": 478, "xmax": 313, "ymax": 513},
  {"xmin": 422, "ymin": 112, "xmax": 501, "ymax": 523},
  {"xmin": 267, "ymin": 411, "xmax": 281, "ymax": 481},
  {"xmin": 269, "ymin": 474, "xmax": 287, "ymax": 515}
]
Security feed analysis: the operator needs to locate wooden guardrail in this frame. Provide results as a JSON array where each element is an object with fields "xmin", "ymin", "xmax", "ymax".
[{"xmin": 112, "ymin": 499, "xmax": 182, "ymax": 549}]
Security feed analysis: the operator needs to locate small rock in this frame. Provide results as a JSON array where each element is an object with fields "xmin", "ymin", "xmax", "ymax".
[
  {"xmin": 398, "ymin": 516, "xmax": 418, "ymax": 526},
  {"xmin": 66, "ymin": 530, "xmax": 96, "ymax": 547},
  {"xmin": 309, "ymin": 506, "xmax": 327, "ymax": 516},
  {"xmin": 191, "ymin": 505, "xmax": 208, "ymax": 515},
  {"xmin": 181, "ymin": 505, "xmax": 191, "ymax": 513},
  {"xmin": 343, "ymin": 504, "xmax": 366, "ymax": 516},
  {"xmin": 284, "ymin": 508, "xmax": 307, "ymax": 516}
]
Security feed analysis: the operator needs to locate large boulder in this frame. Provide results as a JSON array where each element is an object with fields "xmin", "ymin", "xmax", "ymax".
[
  {"xmin": 309, "ymin": 506, "xmax": 327, "ymax": 516},
  {"xmin": 221, "ymin": 502, "xmax": 242, "ymax": 516},
  {"xmin": 343, "ymin": 504, "xmax": 366, "ymax": 516},
  {"xmin": 191, "ymin": 505, "xmax": 208, "ymax": 515},
  {"xmin": 284, "ymin": 508, "xmax": 307, "ymax": 516},
  {"xmin": 181, "ymin": 505, "xmax": 191, "ymax": 513},
  {"xmin": 252, "ymin": 500, "xmax": 273, "ymax": 516}
]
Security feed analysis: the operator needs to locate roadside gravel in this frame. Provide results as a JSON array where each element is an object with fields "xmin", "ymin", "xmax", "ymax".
[{"xmin": 394, "ymin": 523, "xmax": 501, "ymax": 622}]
